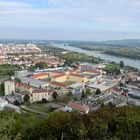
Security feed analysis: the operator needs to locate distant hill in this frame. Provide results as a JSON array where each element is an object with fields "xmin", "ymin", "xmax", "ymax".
[
  {"xmin": 1, "ymin": 39, "xmax": 140, "ymax": 48},
  {"xmin": 66, "ymin": 39, "xmax": 140, "ymax": 48}
]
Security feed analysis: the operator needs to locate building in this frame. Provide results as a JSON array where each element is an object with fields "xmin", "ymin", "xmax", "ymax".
[
  {"xmin": 4, "ymin": 81, "xmax": 15, "ymax": 95},
  {"xmin": 15, "ymin": 70, "xmax": 30, "ymax": 78},
  {"xmin": 31, "ymin": 72, "xmax": 49, "ymax": 79},
  {"xmin": 20, "ymin": 77, "xmax": 49, "ymax": 89},
  {"xmin": 51, "ymin": 74, "xmax": 67, "ymax": 82},
  {"xmin": 14, "ymin": 81, "xmax": 33, "ymax": 93},
  {"xmin": 5, "ymin": 94, "xmax": 24, "ymax": 104},
  {"xmin": 5, "ymin": 103, "xmax": 20, "ymax": 113},
  {"xmin": 68, "ymin": 74, "xmax": 88, "ymax": 83},
  {"xmin": 0, "ymin": 98, "xmax": 8, "ymax": 110},
  {"xmin": 87, "ymin": 80, "xmax": 118, "ymax": 92},
  {"xmin": 66, "ymin": 101, "xmax": 89, "ymax": 114},
  {"xmin": 68, "ymin": 82, "xmax": 84, "ymax": 94},
  {"xmin": 29, "ymin": 89, "xmax": 53, "ymax": 103}
]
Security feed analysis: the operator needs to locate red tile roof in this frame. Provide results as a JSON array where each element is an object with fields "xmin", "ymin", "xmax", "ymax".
[
  {"xmin": 14, "ymin": 81, "xmax": 32, "ymax": 89},
  {"xmin": 67, "ymin": 101, "xmax": 89, "ymax": 113},
  {"xmin": 52, "ymin": 73, "xmax": 66, "ymax": 78},
  {"xmin": 50, "ymin": 81, "xmax": 67, "ymax": 88},
  {"xmin": 82, "ymin": 69, "xmax": 98, "ymax": 73},
  {"xmin": 32, "ymin": 73, "xmax": 49, "ymax": 79}
]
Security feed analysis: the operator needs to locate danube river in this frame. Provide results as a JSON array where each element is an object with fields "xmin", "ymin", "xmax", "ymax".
[{"xmin": 52, "ymin": 43, "xmax": 140, "ymax": 70}]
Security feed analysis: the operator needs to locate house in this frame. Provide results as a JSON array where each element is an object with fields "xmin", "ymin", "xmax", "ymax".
[
  {"xmin": 0, "ymin": 97, "xmax": 8, "ymax": 110},
  {"xmin": 4, "ymin": 81, "xmax": 15, "ymax": 95},
  {"xmin": 29, "ymin": 89, "xmax": 54, "ymax": 103},
  {"xmin": 66, "ymin": 101, "xmax": 89, "ymax": 114}
]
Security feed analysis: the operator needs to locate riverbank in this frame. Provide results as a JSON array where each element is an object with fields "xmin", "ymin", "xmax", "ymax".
[{"xmin": 50, "ymin": 43, "xmax": 140, "ymax": 70}]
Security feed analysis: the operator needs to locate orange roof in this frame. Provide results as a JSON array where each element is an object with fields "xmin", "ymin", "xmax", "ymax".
[
  {"xmin": 32, "ymin": 73, "xmax": 49, "ymax": 79},
  {"xmin": 82, "ymin": 69, "xmax": 98, "ymax": 73},
  {"xmin": 50, "ymin": 81, "xmax": 67, "ymax": 88},
  {"xmin": 110, "ymin": 88, "xmax": 116, "ymax": 93},
  {"xmin": 14, "ymin": 81, "xmax": 32, "ymax": 89},
  {"xmin": 67, "ymin": 101, "xmax": 89, "ymax": 113},
  {"xmin": 52, "ymin": 73, "xmax": 66, "ymax": 78}
]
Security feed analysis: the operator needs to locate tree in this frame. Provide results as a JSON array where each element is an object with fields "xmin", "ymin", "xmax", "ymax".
[
  {"xmin": 35, "ymin": 62, "xmax": 48, "ymax": 69},
  {"xmin": 67, "ymin": 91, "xmax": 73, "ymax": 97},
  {"xmin": 52, "ymin": 92, "xmax": 58, "ymax": 99},
  {"xmin": 42, "ymin": 98, "xmax": 48, "ymax": 103},
  {"xmin": 108, "ymin": 102, "xmax": 115, "ymax": 108},
  {"xmin": 23, "ymin": 94, "xmax": 30, "ymax": 103},
  {"xmin": 0, "ymin": 82, "xmax": 5, "ymax": 95},
  {"xmin": 119, "ymin": 61, "xmax": 124, "ymax": 68},
  {"xmin": 95, "ymin": 89, "xmax": 101, "ymax": 95},
  {"xmin": 0, "ymin": 116, "xmax": 21, "ymax": 140},
  {"xmin": 81, "ymin": 90, "xmax": 87, "ymax": 99},
  {"xmin": 85, "ymin": 88, "xmax": 91, "ymax": 95},
  {"xmin": 14, "ymin": 100, "xmax": 20, "ymax": 106},
  {"xmin": 15, "ymin": 78, "xmax": 21, "ymax": 83}
]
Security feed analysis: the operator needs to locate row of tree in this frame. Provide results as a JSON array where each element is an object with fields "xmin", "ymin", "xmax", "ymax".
[{"xmin": 1, "ymin": 105, "xmax": 140, "ymax": 140}]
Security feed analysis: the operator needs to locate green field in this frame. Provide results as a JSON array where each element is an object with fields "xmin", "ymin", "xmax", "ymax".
[{"xmin": 0, "ymin": 64, "xmax": 20, "ymax": 76}]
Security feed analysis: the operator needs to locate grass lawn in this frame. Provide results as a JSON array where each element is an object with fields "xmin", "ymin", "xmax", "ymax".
[
  {"xmin": 103, "ymin": 63, "xmax": 120, "ymax": 71},
  {"xmin": 25, "ymin": 103, "xmax": 50, "ymax": 113},
  {"xmin": 0, "ymin": 64, "xmax": 20, "ymax": 76}
]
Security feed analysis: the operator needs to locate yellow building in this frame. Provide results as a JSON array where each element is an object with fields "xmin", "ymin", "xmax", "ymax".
[
  {"xmin": 68, "ymin": 74, "xmax": 88, "ymax": 83},
  {"xmin": 51, "ymin": 74, "xmax": 67, "ymax": 82}
]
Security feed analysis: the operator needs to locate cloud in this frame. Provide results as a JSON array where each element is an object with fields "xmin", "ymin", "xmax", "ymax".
[{"xmin": 0, "ymin": 0, "xmax": 140, "ymax": 40}]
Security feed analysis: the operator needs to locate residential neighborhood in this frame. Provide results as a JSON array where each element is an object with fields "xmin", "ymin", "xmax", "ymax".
[{"xmin": 0, "ymin": 43, "xmax": 140, "ymax": 116}]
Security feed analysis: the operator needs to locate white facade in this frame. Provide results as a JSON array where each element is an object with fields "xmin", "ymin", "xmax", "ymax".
[
  {"xmin": 4, "ymin": 81, "xmax": 15, "ymax": 95},
  {"xmin": 30, "ymin": 91, "xmax": 53, "ymax": 103},
  {"xmin": 0, "ymin": 98, "xmax": 8, "ymax": 109}
]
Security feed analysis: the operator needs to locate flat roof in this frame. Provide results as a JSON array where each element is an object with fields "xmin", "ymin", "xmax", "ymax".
[
  {"xmin": 21, "ymin": 77, "xmax": 48, "ymax": 86},
  {"xmin": 87, "ymin": 80, "xmax": 118, "ymax": 91},
  {"xmin": 69, "ymin": 82, "xmax": 84, "ymax": 89}
]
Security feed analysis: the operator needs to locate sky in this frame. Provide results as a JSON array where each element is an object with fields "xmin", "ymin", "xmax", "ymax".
[{"xmin": 0, "ymin": 0, "xmax": 140, "ymax": 41}]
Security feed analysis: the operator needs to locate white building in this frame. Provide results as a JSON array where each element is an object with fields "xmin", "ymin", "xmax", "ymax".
[
  {"xmin": 4, "ymin": 81, "xmax": 15, "ymax": 95},
  {"xmin": 15, "ymin": 70, "xmax": 30, "ymax": 78},
  {"xmin": 0, "ymin": 97, "xmax": 8, "ymax": 110},
  {"xmin": 5, "ymin": 103, "xmax": 20, "ymax": 113},
  {"xmin": 20, "ymin": 77, "xmax": 49, "ymax": 89}
]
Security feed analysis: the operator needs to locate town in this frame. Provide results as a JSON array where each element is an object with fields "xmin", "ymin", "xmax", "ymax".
[{"xmin": 0, "ymin": 43, "xmax": 140, "ymax": 116}]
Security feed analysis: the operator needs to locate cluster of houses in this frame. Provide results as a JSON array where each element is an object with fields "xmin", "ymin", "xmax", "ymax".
[{"xmin": 0, "ymin": 44, "xmax": 64, "ymax": 68}]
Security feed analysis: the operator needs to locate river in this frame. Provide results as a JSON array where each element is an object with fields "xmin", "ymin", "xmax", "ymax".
[{"xmin": 52, "ymin": 43, "xmax": 140, "ymax": 70}]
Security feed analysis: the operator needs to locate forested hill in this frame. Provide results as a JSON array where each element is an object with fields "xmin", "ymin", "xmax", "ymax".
[
  {"xmin": 1, "ymin": 105, "xmax": 140, "ymax": 140},
  {"xmin": 67, "ymin": 39, "xmax": 140, "ymax": 48}
]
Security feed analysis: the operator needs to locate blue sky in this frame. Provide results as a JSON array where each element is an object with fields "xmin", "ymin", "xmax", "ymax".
[{"xmin": 0, "ymin": 0, "xmax": 140, "ymax": 41}]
